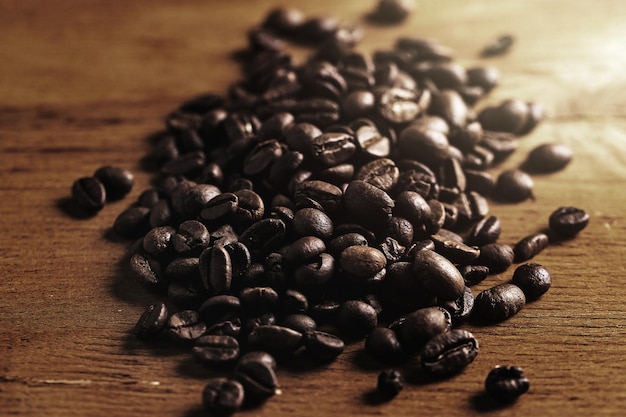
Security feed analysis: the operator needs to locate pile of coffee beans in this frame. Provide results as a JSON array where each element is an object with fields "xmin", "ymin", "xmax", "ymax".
[{"xmin": 70, "ymin": 5, "xmax": 590, "ymax": 412}]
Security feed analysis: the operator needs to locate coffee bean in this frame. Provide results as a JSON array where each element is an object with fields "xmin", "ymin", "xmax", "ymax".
[
  {"xmin": 467, "ymin": 66, "xmax": 500, "ymax": 92},
  {"xmin": 438, "ymin": 286, "xmax": 474, "ymax": 322},
  {"xmin": 365, "ymin": 327, "xmax": 404, "ymax": 364},
  {"xmin": 397, "ymin": 306, "xmax": 452, "ymax": 351},
  {"xmin": 142, "ymin": 226, "xmax": 175, "ymax": 257},
  {"xmin": 473, "ymin": 283, "xmax": 526, "ymax": 322},
  {"xmin": 467, "ymin": 215, "xmax": 501, "ymax": 246},
  {"xmin": 377, "ymin": 368, "xmax": 404, "ymax": 398},
  {"xmin": 294, "ymin": 180, "xmax": 343, "ymax": 214},
  {"xmin": 429, "ymin": 90, "xmax": 468, "ymax": 129},
  {"xmin": 262, "ymin": 7, "xmax": 305, "ymax": 34},
  {"xmin": 335, "ymin": 300, "xmax": 378, "ymax": 338},
  {"xmin": 149, "ymin": 199, "xmax": 172, "ymax": 228},
  {"xmin": 304, "ymin": 330, "xmax": 345, "ymax": 361},
  {"xmin": 494, "ymin": 169, "xmax": 534, "ymax": 202},
  {"xmin": 202, "ymin": 377, "xmax": 245, "ymax": 417},
  {"xmin": 199, "ymin": 246, "xmax": 233, "ymax": 295},
  {"xmin": 478, "ymin": 100, "xmax": 528, "ymax": 135},
  {"xmin": 464, "ymin": 169, "xmax": 495, "ymax": 197},
  {"xmin": 458, "ymin": 264, "xmax": 489, "ymax": 286},
  {"xmin": 378, "ymin": 87, "xmax": 426, "ymax": 124},
  {"xmin": 548, "ymin": 206, "xmax": 589, "ymax": 238},
  {"xmin": 234, "ymin": 351, "xmax": 279, "ymax": 403},
  {"xmin": 485, "ymin": 365, "xmax": 530, "ymax": 402},
  {"xmin": 328, "ymin": 233, "xmax": 368, "ymax": 255},
  {"xmin": 165, "ymin": 310, "xmax": 207, "ymax": 344},
  {"xmin": 129, "ymin": 253, "xmax": 166, "ymax": 289},
  {"xmin": 283, "ymin": 236, "xmax": 326, "ymax": 264},
  {"xmin": 281, "ymin": 314, "xmax": 317, "ymax": 334},
  {"xmin": 523, "ymin": 143, "xmax": 573, "ymax": 173},
  {"xmin": 201, "ymin": 192, "xmax": 238, "ymax": 223},
  {"xmin": 292, "ymin": 208, "xmax": 333, "ymax": 239},
  {"xmin": 247, "ymin": 325, "xmax": 304, "ymax": 354},
  {"xmin": 370, "ymin": 0, "xmax": 415, "ymax": 24},
  {"xmin": 93, "ymin": 166, "xmax": 134, "ymax": 200},
  {"xmin": 413, "ymin": 249, "xmax": 465, "ymax": 301},
  {"xmin": 398, "ymin": 126, "xmax": 450, "ymax": 168},
  {"xmin": 310, "ymin": 132, "xmax": 356, "ymax": 167},
  {"xmin": 475, "ymin": 243, "xmax": 514, "ymax": 274},
  {"xmin": 512, "ymin": 263, "xmax": 551, "ymax": 301},
  {"xmin": 193, "ymin": 335, "xmax": 240, "ymax": 365},
  {"xmin": 239, "ymin": 287, "xmax": 279, "ymax": 315},
  {"xmin": 71, "ymin": 177, "xmax": 106, "ymax": 212},
  {"xmin": 480, "ymin": 34, "xmax": 515, "ymax": 57},
  {"xmin": 343, "ymin": 180, "xmax": 394, "ymax": 225},
  {"xmin": 420, "ymin": 329, "xmax": 479, "ymax": 377},
  {"xmin": 172, "ymin": 220, "xmax": 210, "ymax": 256},
  {"xmin": 395, "ymin": 190, "xmax": 431, "ymax": 227},
  {"xmin": 238, "ymin": 218, "xmax": 286, "ymax": 256},
  {"xmin": 198, "ymin": 294, "xmax": 241, "ymax": 326},
  {"xmin": 339, "ymin": 246, "xmax": 387, "ymax": 278},
  {"xmin": 133, "ymin": 302, "xmax": 169, "ymax": 340},
  {"xmin": 430, "ymin": 233, "xmax": 480, "ymax": 265},
  {"xmin": 513, "ymin": 232, "xmax": 549, "ymax": 263}
]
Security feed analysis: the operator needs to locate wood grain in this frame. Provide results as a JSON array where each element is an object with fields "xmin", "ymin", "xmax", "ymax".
[{"xmin": 2, "ymin": 1, "xmax": 626, "ymax": 416}]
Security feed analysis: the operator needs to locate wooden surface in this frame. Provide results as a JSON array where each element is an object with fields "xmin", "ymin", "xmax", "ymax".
[{"xmin": 1, "ymin": 0, "xmax": 626, "ymax": 416}]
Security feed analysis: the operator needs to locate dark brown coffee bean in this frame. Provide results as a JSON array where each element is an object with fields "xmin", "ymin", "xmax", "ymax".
[
  {"xmin": 142, "ymin": 226, "xmax": 175, "ymax": 257},
  {"xmin": 239, "ymin": 287, "xmax": 279, "ymax": 315},
  {"xmin": 342, "ymin": 90, "xmax": 376, "ymax": 119},
  {"xmin": 283, "ymin": 236, "xmax": 326, "ymax": 264},
  {"xmin": 398, "ymin": 126, "xmax": 450, "ymax": 168},
  {"xmin": 429, "ymin": 89, "xmax": 468, "ymax": 129},
  {"xmin": 328, "ymin": 233, "xmax": 368, "ymax": 255},
  {"xmin": 165, "ymin": 310, "xmax": 207, "ymax": 344},
  {"xmin": 464, "ymin": 169, "xmax": 495, "ymax": 197},
  {"xmin": 420, "ymin": 329, "xmax": 479, "ymax": 377},
  {"xmin": 238, "ymin": 218, "xmax": 286, "ymax": 255},
  {"xmin": 304, "ymin": 330, "xmax": 345, "ymax": 361},
  {"xmin": 293, "ymin": 253, "xmax": 335, "ymax": 287},
  {"xmin": 113, "ymin": 206, "xmax": 151, "ymax": 238},
  {"xmin": 513, "ymin": 232, "xmax": 549, "ymax": 263},
  {"xmin": 459, "ymin": 264, "xmax": 490, "ymax": 286},
  {"xmin": 294, "ymin": 180, "xmax": 343, "ymax": 214},
  {"xmin": 202, "ymin": 377, "xmax": 245, "ymax": 417},
  {"xmin": 370, "ymin": 0, "xmax": 415, "ymax": 24},
  {"xmin": 234, "ymin": 351, "xmax": 279, "ymax": 403},
  {"xmin": 466, "ymin": 66, "xmax": 500, "ymax": 92},
  {"xmin": 365, "ymin": 327, "xmax": 404, "ymax": 364},
  {"xmin": 511, "ymin": 263, "xmax": 551, "ymax": 301},
  {"xmin": 413, "ymin": 249, "xmax": 465, "ymax": 301},
  {"xmin": 473, "ymin": 283, "xmax": 526, "ymax": 322},
  {"xmin": 485, "ymin": 365, "xmax": 530, "ymax": 402},
  {"xmin": 292, "ymin": 208, "xmax": 333, "ymax": 239},
  {"xmin": 133, "ymin": 302, "xmax": 169, "ymax": 340},
  {"xmin": 548, "ymin": 206, "xmax": 589, "ymax": 238},
  {"xmin": 149, "ymin": 199, "xmax": 172, "ymax": 228},
  {"xmin": 339, "ymin": 245, "xmax": 387, "ymax": 278},
  {"xmin": 523, "ymin": 143, "xmax": 573, "ymax": 173},
  {"xmin": 172, "ymin": 220, "xmax": 210, "ymax": 256},
  {"xmin": 311, "ymin": 132, "xmax": 357, "ymax": 167},
  {"xmin": 161, "ymin": 150, "xmax": 206, "ymax": 177},
  {"xmin": 438, "ymin": 286, "xmax": 474, "ymax": 322},
  {"xmin": 518, "ymin": 101, "xmax": 545, "ymax": 135},
  {"xmin": 71, "ymin": 177, "xmax": 106, "ymax": 212},
  {"xmin": 344, "ymin": 180, "xmax": 394, "ymax": 225},
  {"xmin": 335, "ymin": 300, "xmax": 378, "ymax": 338},
  {"xmin": 355, "ymin": 158, "xmax": 399, "ymax": 192},
  {"xmin": 181, "ymin": 183, "xmax": 222, "ymax": 219},
  {"xmin": 93, "ymin": 166, "xmax": 134, "ymax": 201},
  {"xmin": 467, "ymin": 215, "xmax": 501, "ymax": 246},
  {"xmin": 193, "ymin": 335, "xmax": 240, "ymax": 365},
  {"xmin": 478, "ymin": 100, "xmax": 528, "ymax": 135},
  {"xmin": 199, "ymin": 246, "xmax": 233, "ymax": 295},
  {"xmin": 129, "ymin": 253, "xmax": 166, "ymax": 289},
  {"xmin": 397, "ymin": 307, "xmax": 452, "ymax": 351},
  {"xmin": 475, "ymin": 243, "xmax": 514, "ymax": 274},
  {"xmin": 281, "ymin": 314, "xmax": 317, "ymax": 334},
  {"xmin": 247, "ymin": 325, "xmax": 304, "ymax": 354},
  {"xmin": 395, "ymin": 190, "xmax": 431, "ymax": 227},
  {"xmin": 480, "ymin": 34, "xmax": 514, "ymax": 57},
  {"xmin": 430, "ymin": 233, "xmax": 480, "ymax": 265},
  {"xmin": 494, "ymin": 169, "xmax": 534, "ymax": 203}
]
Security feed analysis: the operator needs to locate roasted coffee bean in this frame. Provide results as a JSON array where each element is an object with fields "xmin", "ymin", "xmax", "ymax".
[
  {"xmin": 548, "ymin": 206, "xmax": 589, "ymax": 238},
  {"xmin": 71, "ymin": 177, "xmax": 106, "ymax": 212},
  {"xmin": 205, "ymin": 320, "xmax": 241, "ymax": 338},
  {"xmin": 93, "ymin": 166, "xmax": 134, "ymax": 200},
  {"xmin": 161, "ymin": 150, "xmax": 206, "ymax": 177},
  {"xmin": 397, "ymin": 307, "xmax": 452, "ymax": 351},
  {"xmin": 459, "ymin": 265, "xmax": 489, "ymax": 286},
  {"xmin": 201, "ymin": 192, "xmax": 238, "ymax": 222},
  {"xmin": 397, "ymin": 126, "xmax": 450, "ymax": 168},
  {"xmin": 473, "ymin": 283, "xmax": 526, "ymax": 322},
  {"xmin": 387, "ymin": 216, "xmax": 414, "ymax": 247},
  {"xmin": 283, "ymin": 236, "xmax": 326, "ymax": 264},
  {"xmin": 294, "ymin": 180, "xmax": 343, "ymax": 213},
  {"xmin": 339, "ymin": 246, "xmax": 387, "ymax": 278},
  {"xmin": 268, "ymin": 151, "xmax": 304, "ymax": 188},
  {"xmin": 129, "ymin": 253, "xmax": 166, "ymax": 289},
  {"xmin": 355, "ymin": 124, "xmax": 391, "ymax": 159},
  {"xmin": 133, "ymin": 302, "xmax": 169, "ymax": 340},
  {"xmin": 247, "ymin": 325, "xmax": 304, "ymax": 354},
  {"xmin": 378, "ymin": 87, "xmax": 425, "ymax": 124},
  {"xmin": 149, "ymin": 199, "xmax": 172, "ymax": 228},
  {"xmin": 513, "ymin": 232, "xmax": 549, "ymax": 263},
  {"xmin": 365, "ymin": 327, "xmax": 404, "ymax": 364},
  {"xmin": 355, "ymin": 158, "xmax": 399, "ymax": 192},
  {"xmin": 281, "ymin": 314, "xmax": 317, "ymax": 334},
  {"xmin": 202, "ymin": 377, "xmax": 245, "ymax": 417},
  {"xmin": 232, "ymin": 189, "xmax": 265, "ymax": 226},
  {"xmin": 317, "ymin": 163, "xmax": 355, "ymax": 185},
  {"xmin": 304, "ymin": 330, "xmax": 345, "ymax": 361},
  {"xmin": 512, "ymin": 263, "xmax": 551, "ymax": 301},
  {"xmin": 279, "ymin": 289, "xmax": 308, "ymax": 314},
  {"xmin": 370, "ymin": 0, "xmax": 414, "ymax": 24},
  {"xmin": 480, "ymin": 34, "xmax": 515, "ymax": 57},
  {"xmin": 241, "ymin": 313, "xmax": 277, "ymax": 337},
  {"xmin": 172, "ymin": 220, "xmax": 210, "ymax": 255},
  {"xmin": 519, "ymin": 101, "xmax": 545, "ymax": 135},
  {"xmin": 343, "ymin": 180, "xmax": 394, "ymax": 225},
  {"xmin": 478, "ymin": 100, "xmax": 528, "ymax": 135},
  {"xmin": 439, "ymin": 286, "xmax": 474, "ymax": 322},
  {"xmin": 142, "ymin": 226, "xmax": 176, "ymax": 257},
  {"xmin": 234, "ymin": 351, "xmax": 279, "ymax": 403},
  {"xmin": 198, "ymin": 295, "xmax": 241, "ymax": 325},
  {"xmin": 181, "ymin": 183, "xmax": 222, "ymax": 219},
  {"xmin": 292, "ymin": 208, "xmax": 333, "ymax": 239},
  {"xmin": 395, "ymin": 190, "xmax": 431, "ymax": 227},
  {"xmin": 239, "ymin": 287, "xmax": 279, "ymax": 314},
  {"xmin": 199, "ymin": 246, "xmax": 233, "ymax": 295},
  {"xmin": 193, "ymin": 335, "xmax": 240, "ymax": 365},
  {"xmin": 467, "ymin": 66, "xmax": 500, "ymax": 92},
  {"xmin": 485, "ymin": 365, "xmax": 530, "ymax": 402},
  {"xmin": 467, "ymin": 215, "xmax": 501, "ymax": 246},
  {"xmin": 429, "ymin": 89, "xmax": 468, "ymax": 129},
  {"xmin": 413, "ymin": 249, "xmax": 465, "ymax": 301},
  {"xmin": 310, "ymin": 132, "xmax": 356, "ymax": 167},
  {"xmin": 377, "ymin": 369, "xmax": 404, "ymax": 398},
  {"xmin": 377, "ymin": 237, "xmax": 405, "ymax": 263},
  {"xmin": 493, "ymin": 169, "xmax": 534, "ymax": 203},
  {"xmin": 430, "ymin": 233, "xmax": 480, "ymax": 265},
  {"xmin": 309, "ymin": 300, "xmax": 341, "ymax": 324},
  {"xmin": 136, "ymin": 188, "xmax": 160, "ymax": 208},
  {"xmin": 335, "ymin": 300, "xmax": 378, "ymax": 339},
  {"xmin": 420, "ymin": 329, "xmax": 479, "ymax": 377},
  {"xmin": 475, "ymin": 243, "xmax": 514, "ymax": 274},
  {"xmin": 328, "ymin": 233, "xmax": 368, "ymax": 255},
  {"xmin": 262, "ymin": 7, "xmax": 305, "ymax": 34},
  {"xmin": 342, "ymin": 90, "xmax": 376, "ymax": 120},
  {"xmin": 165, "ymin": 310, "xmax": 207, "ymax": 344},
  {"xmin": 479, "ymin": 131, "xmax": 518, "ymax": 163},
  {"xmin": 293, "ymin": 253, "xmax": 335, "ymax": 287},
  {"xmin": 285, "ymin": 122, "xmax": 322, "ymax": 154},
  {"xmin": 238, "ymin": 218, "xmax": 286, "ymax": 255},
  {"xmin": 523, "ymin": 143, "xmax": 573, "ymax": 173}
]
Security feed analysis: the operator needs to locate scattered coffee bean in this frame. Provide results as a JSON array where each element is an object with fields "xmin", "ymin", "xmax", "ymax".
[
  {"xmin": 202, "ymin": 377, "xmax": 245, "ymax": 416},
  {"xmin": 234, "ymin": 351, "xmax": 279, "ymax": 403},
  {"xmin": 548, "ymin": 206, "xmax": 589, "ymax": 238},
  {"xmin": 71, "ymin": 176, "xmax": 106, "ymax": 212},
  {"xmin": 93, "ymin": 166, "xmax": 134, "ymax": 200},
  {"xmin": 513, "ymin": 232, "xmax": 549, "ymax": 263},
  {"xmin": 420, "ymin": 329, "xmax": 479, "ymax": 377},
  {"xmin": 133, "ymin": 302, "xmax": 168, "ymax": 340},
  {"xmin": 485, "ymin": 365, "xmax": 530, "ymax": 402},
  {"xmin": 494, "ymin": 169, "xmax": 534, "ymax": 203},
  {"xmin": 511, "ymin": 263, "xmax": 551, "ymax": 301},
  {"xmin": 377, "ymin": 369, "xmax": 404, "ymax": 398},
  {"xmin": 523, "ymin": 143, "xmax": 573, "ymax": 173},
  {"xmin": 473, "ymin": 283, "xmax": 526, "ymax": 322},
  {"xmin": 480, "ymin": 34, "xmax": 515, "ymax": 57},
  {"xmin": 304, "ymin": 330, "xmax": 345, "ymax": 361}
]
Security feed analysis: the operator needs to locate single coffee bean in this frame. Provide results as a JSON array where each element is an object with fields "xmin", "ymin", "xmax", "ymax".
[
  {"xmin": 458, "ymin": 264, "xmax": 490, "ymax": 286},
  {"xmin": 429, "ymin": 89, "xmax": 468, "ymax": 129},
  {"xmin": 370, "ymin": 0, "xmax": 415, "ymax": 24},
  {"xmin": 548, "ymin": 206, "xmax": 589, "ymax": 238},
  {"xmin": 475, "ymin": 243, "xmax": 514, "ymax": 274},
  {"xmin": 279, "ymin": 289, "xmax": 309, "ymax": 315},
  {"xmin": 172, "ymin": 220, "xmax": 210, "ymax": 256},
  {"xmin": 413, "ymin": 249, "xmax": 465, "ymax": 301},
  {"xmin": 377, "ymin": 369, "xmax": 404, "ymax": 398},
  {"xmin": 485, "ymin": 365, "xmax": 530, "ymax": 402},
  {"xmin": 467, "ymin": 215, "xmax": 501, "ymax": 247},
  {"xmin": 193, "ymin": 335, "xmax": 240, "ymax": 365},
  {"xmin": 304, "ymin": 330, "xmax": 345, "ymax": 362},
  {"xmin": 397, "ymin": 307, "xmax": 452, "ymax": 351},
  {"xmin": 205, "ymin": 320, "xmax": 241, "ymax": 339},
  {"xmin": 430, "ymin": 233, "xmax": 480, "ymax": 265},
  {"xmin": 343, "ymin": 180, "xmax": 394, "ymax": 225},
  {"xmin": 467, "ymin": 66, "xmax": 500, "ymax": 92},
  {"xmin": 93, "ymin": 166, "xmax": 134, "ymax": 200},
  {"xmin": 378, "ymin": 87, "xmax": 425, "ymax": 124},
  {"xmin": 238, "ymin": 218, "xmax": 286, "ymax": 255},
  {"xmin": 479, "ymin": 100, "xmax": 529, "ymax": 135},
  {"xmin": 198, "ymin": 294, "xmax": 241, "ymax": 326},
  {"xmin": 283, "ymin": 236, "xmax": 326, "ymax": 264},
  {"xmin": 243, "ymin": 139, "xmax": 283, "ymax": 176},
  {"xmin": 518, "ymin": 101, "xmax": 545, "ymax": 135},
  {"xmin": 438, "ymin": 286, "xmax": 474, "ymax": 322},
  {"xmin": 247, "ymin": 325, "xmax": 304, "ymax": 354},
  {"xmin": 365, "ymin": 327, "xmax": 404, "ymax": 364},
  {"xmin": 113, "ymin": 206, "xmax": 151, "ymax": 238},
  {"xmin": 292, "ymin": 208, "xmax": 333, "ymax": 239},
  {"xmin": 523, "ymin": 143, "xmax": 573, "ymax": 173},
  {"xmin": 395, "ymin": 190, "xmax": 432, "ymax": 227},
  {"xmin": 281, "ymin": 314, "xmax": 317, "ymax": 334},
  {"xmin": 511, "ymin": 263, "xmax": 551, "ymax": 301},
  {"xmin": 328, "ymin": 233, "xmax": 368, "ymax": 255},
  {"xmin": 339, "ymin": 245, "xmax": 387, "ymax": 278},
  {"xmin": 310, "ymin": 132, "xmax": 356, "ymax": 167},
  {"xmin": 294, "ymin": 180, "xmax": 343, "ymax": 214},
  {"xmin": 480, "ymin": 34, "xmax": 515, "ymax": 57},
  {"xmin": 71, "ymin": 176, "xmax": 106, "ymax": 212},
  {"xmin": 133, "ymin": 302, "xmax": 169, "ymax": 340},
  {"xmin": 165, "ymin": 310, "xmax": 207, "ymax": 344},
  {"xmin": 202, "ymin": 377, "xmax": 245, "ymax": 417},
  {"xmin": 239, "ymin": 287, "xmax": 279, "ymax": 315},
  {"xmin": 129, "ymin": 253, "xmax": 166, "ymax": 289},
  {"xmin": 420, "ymin": 329, "xmax": 479, "ymax": 377},
  {"xmin": 335, "ymin": 300, "xmax": 378, "ymax": 339},
  {"xmin": 149, "ymin": 199, "xmax": 172, "ymax": 228},
  {"xmin": 199, "ymin": 246, "xmax": 233, "ymax": 295},
  {"xmin": 397, "ymin": 126, "xmax": 450, "ymax": 168},
  {"xmin": 233, "ymin": 351, "xmax": 279, "ymax": 403},
  {"xmin": 355, "ymin": 158, "xmax": 399, "ymax": 192},
  {"xmin": 473, "ymin": 283, "xmax": 526, "ymax": 322},
  {"xmin": 513, "ymin": 232, "xmax": 549, "ymax": 263},
  {"xmin": 161, "ymin": 150, "xmax": 205, "ymax": 177},
  {"xmin": 355, "ymin": 124, "xmax": 391, "ymax": 159},
  {"xmin": 494, "ymin": 169, "xmax": 534, "ymax": 203},
  {"xmin": 142, "ymin": 226, "xmax": 175, "ymax": 257},
  {"xmin": 293, "ymin": 253, "xmax": 335, "ymax": 287}
]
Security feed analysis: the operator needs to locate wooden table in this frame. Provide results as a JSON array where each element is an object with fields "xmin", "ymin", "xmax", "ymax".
[{"xmin": 2, "ymin": 0, "xmax": 625, "ymax": 415}]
